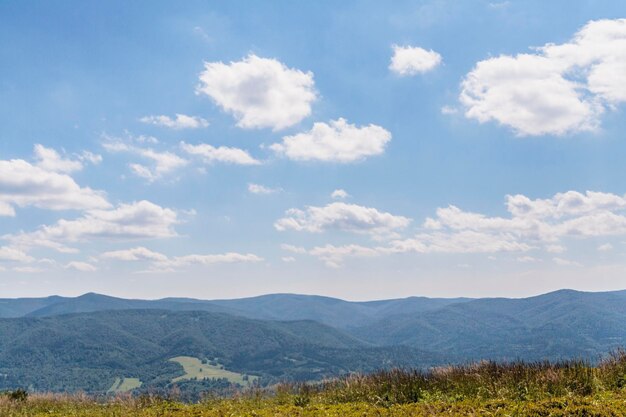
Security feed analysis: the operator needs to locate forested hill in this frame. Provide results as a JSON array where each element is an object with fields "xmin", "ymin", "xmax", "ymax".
[
  {"xmin": 0, "ymin": 309, "xmax": 440, "ymax": 393},
  {"xmin": 2, "ymin": 289, "xmax": 626, "ymax": 394},
  {"xmin": 0, "ymin": 291, "xmax": 471, "ymax": 329}
]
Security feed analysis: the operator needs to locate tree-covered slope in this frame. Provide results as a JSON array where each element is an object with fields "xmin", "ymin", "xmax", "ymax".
[
  {"xmin": 0, "ymin": 309, "xmax": 439, "ymax": 393},
  {"xmin": 352, "ymin": 289, "xmax": 626, "ymax": 361},
  {"xmin": 3, "ymin": 292, "xmax": 471, "ymax": 330}
]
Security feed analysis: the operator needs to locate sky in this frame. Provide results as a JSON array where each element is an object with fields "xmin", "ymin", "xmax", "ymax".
[{"xmin": 1, "ymin": 0, "xmax": 626, "ymax": 300}]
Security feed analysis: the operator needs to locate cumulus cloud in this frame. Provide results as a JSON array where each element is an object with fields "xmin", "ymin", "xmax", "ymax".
[
  {"xmin": 275, "ymin": 202, "xmax": 411, "ymax": 237},
  {"xmin": 331, "ymin": 189, "xmax": 349, "ymax": 199},
  {"xmin": 34, "ymin": 144, "xmax": 83, "ymax": 173},
  {"xmin": 280, "ymin": 244, "xmax": 307, "ymax": 254},
  {"xmin": 441, "ymin": 105, "xmax": 458, "ymax": 115},
  {"xmin": 517, "ymin": 256, "xmax": 541, "ymax": 263},
  {"xmin": 103, "ymin": 137, "xmax": 188, "ymax": 181},
  {"xmin": 553, "ymin": 257, "xmax": 582, "ymax": 267},
  {"xmin": 389, "ymin": 45, "xmax": 442, "ymax": 75},
  {"xmin": 181, "ymin": 142, "xmax": 260, "ymax": 165},
  {"xmin": 546, "ymin": 244, "xmax": 566, "ymax": 253},
  {"xmin": 100, "ymin": 246, "xmax": 262, "ymax": 271},
  {"xmin": 387, "ymin": 231, "xmax": 533, "ymax": 254},
  {"xmin": 13, "ymin": 266, "xmax": 42, "ymax": 273},
  {"xmin": 270, "ymin": 118, "xmax": 391, "ymax": 163},
  {"xmin": 64, "ymin": 261, "xmax": 97, "ymax": 272},
  {"xmin": 140, "ymin": 114, "xmax": 209, "ymax": 129},
  {"xmin": 197, "ymin": 54, "xmax": 316, "ymax": 130},
  {"xmin": 310, "ymin": 244, "xmax": 380, "ymax": 268},
  {"xmin": 422, "ymin": 191, "xmax": 626, "ymax": 244},
  {"xmin": 0, "ymin": 246, "xmax": 34, "ymax": 263},
  {"xmin": 460, "ymin": 19, "xmax": 626, "ymax": 136},
  {"xmin": 160, "ymin": 252, "xmax": 263, "ymax": 268},
  {"xmin": 248, "ymin": 183, "xmax": 281, "ymax": 195},
  {"xmin": 0, "ymin": 158, "xmax": 110, "ymax": 216},
  {"xmin": 4, "ymin": 200, "xmax": 180, "ymax": 252},
  {"xmin": 598, "ymin": 243, "xmax": 614, "ymax": 252},
  {"xmin": 407, "ymin": 190, "xmax": 626, "ymax": 249},
  {"xmin": 298, "ymin": 189, "xmax": 626, "ymax": 266},
  {"xmin": 78, "ymin": 151, "xmax": 103, "ymax": 165},
  {"xmin": 101, "ymin": 246, "xmax": 169, "ymax": 262}
]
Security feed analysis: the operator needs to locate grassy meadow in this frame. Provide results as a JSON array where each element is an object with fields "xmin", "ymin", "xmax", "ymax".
[
  {"xmin": 169, "ymin": 356, "xmax": 258, "ymax": 386},
  {"xmin": 107, "ymin": 378, "xmax": 143, "ymax": 394},
  {"xmin": 4, "ymin": 350, "xmax": 626, "ymax": 416}
]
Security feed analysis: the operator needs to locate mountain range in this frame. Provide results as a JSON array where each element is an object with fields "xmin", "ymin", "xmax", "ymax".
[{"xmin": 1, "ymin": 289, "xmax": 625, "ymax": 394}]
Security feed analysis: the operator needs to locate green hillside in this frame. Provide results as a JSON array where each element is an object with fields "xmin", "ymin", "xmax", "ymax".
[
  {"xmin": 0, "ymin": 309, "xmax": 436, "ymax": 394},
  {"xmin": 2, "ymin": 290, "xmax": 626, "ymax": 395},
  {"xmin": 352, "ymin": 289, "xmax": 626, "ymax": 360}
]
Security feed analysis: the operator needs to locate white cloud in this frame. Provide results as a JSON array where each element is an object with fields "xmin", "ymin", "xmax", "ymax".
[
  {"xmin": 275, "ymin": 202, "xmax": 411, "ymax": 237},
  {"xmin": 101, "ymin": 246, "xmax": 169, "ymax": 262},
  {"xmin": 13, "ymin": 266, "xmax": 42, "ymax": 273},
  {"xmin": 270, "ymin": 118, "xmax": 391, "ymax": 163},
  {"xmin": 34, "ymin": 144, "xmax": 83, "ymax": 173},
  {"xmin": 460, "ymin": 19, "xmax": 626, "ymax": 136},
  {"xmin": 280, "ymin": 244, "xmax": 307, "ymax": 254},
  {"xmin": 424, "ymin": 191, "xmax": 626, "ymax": 244},
  {"xmin": 399, "ymin": 190, "xmax": 626, "ymax": 257},
  {"xmin": 162, "ymin": 252, "xmax": 263, "ymax": 268},
  {"xmin": 181, "ymin": 142, "xmax": 260, "ymax": 165},
  {"xmin": 553, "ymin": 257, "xmax": 582, "ymax": 267},
  {"xmin": 0, "ymin": 246, "xmax": 34, "ymax": 263},
  {"xmin": 281, "ymin": 256, "xmax": 296, "ymax": 263},
  {"xmin": 331, "ymin": 189, "xmax": 349, "ymax": 199},
  {"xmin": 140, "ymin": 114, "xmax": 209, "ymax": 129},
  {"xmin": 0, "ymin": 158, "xmax": 110, "ymax": 216},
  {"xmin": 517, "ymin": 256, "xmax": 541, "ymax": 263},
  {"xmin": 5, "ymin": 200, "xmax": 180, "ymax": 252},
  {"xmin": 598, "ymin": 243, "xmax": 614, "ymax": 252},
  {"xmin": 197, "ymin": 54, "xmax": 316, "ymax": 130},
  {"xmin": 387, "ymin": 231, "xmax": 533, "ymax": 254},
  {"xmin": 78, "ymin": 151, "xmax": 103, "ymax": 165},
  {"xmin": 389, "ymin": 45, "xmax": 442, "ymax": 75},
  {"xmin": 488, "ymin": 1, "xmax": 511, "ymax": 9},
  {"xmin": 546, "ymin": 244, "xmax": 566, "ymax": 253},
  {"xmin": 310, "ymin": 244, "xmax": 380, "ymax": 268},
  {"xmin": 100, "ymin": 246, "xmax": 262, "ymax": 272},
  {"xmin": 298, "ymin": 189, "xmax": 626, "ymax": 266},
  {"xmin": 440, "ymin": 105, "xmax": 458, "ymax": 115},
  {"xmin": 65, "ymin": 261, "xmax": 97, "ymax": 272},
  {"xmin": 248, "ymin": 183, "xmax": 280, "ymax": 195},
  {"xmin": 103, "ymin": 136, "xmax": 188, "ymax": 181}
]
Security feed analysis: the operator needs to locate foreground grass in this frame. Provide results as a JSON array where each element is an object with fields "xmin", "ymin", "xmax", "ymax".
[
  {"xmin": 3, "ymin": 393, "xmax": 626, "ymax": 417},
  {"xmin": 4, "ymin": 350, "xmax": 626, "ymax": 416}
]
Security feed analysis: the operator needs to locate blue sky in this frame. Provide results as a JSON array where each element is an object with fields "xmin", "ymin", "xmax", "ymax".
[{"xmin": 1, "ymin": 0, "xmax": 626, "ymax": 300}]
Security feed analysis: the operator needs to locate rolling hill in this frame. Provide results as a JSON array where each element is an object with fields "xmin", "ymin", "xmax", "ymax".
[
  {"xmin": 0, "ymin": 309, "xmax": 439, "ymax": 393},
  {"xmin": 1, "ymin": 292, "xmax": 470, "ymax": 329},
  {"xmin": 2, "ymin": 289, "xmax": 626, "ymax": 394},
  {"xmin": 352, "ymin": 289, "xmax": 626, "ymax": 361}
]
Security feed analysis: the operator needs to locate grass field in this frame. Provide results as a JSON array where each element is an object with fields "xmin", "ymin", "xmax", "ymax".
[
  {"xmin": 2, "ymin": 392, "xmax": 626, "ymax": 416},
  {"xmin": 106, "ymin": 378, "xmax": 142, "ymax": 394},
  {"xmin": 169, "ymin": 356, "xmax": 258, "ymax": 386},
  {"xmin": 3, "ymin": 351, "xmax": 626, "ymax": 416}
]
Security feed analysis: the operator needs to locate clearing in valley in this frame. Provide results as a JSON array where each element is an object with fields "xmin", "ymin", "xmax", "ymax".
[
  {"xmin": 169, "ymin": 356, "xmax": 258, "ymax": 386},
  {"xmin": 106, "ymin": 377, "xmax": 142, "ymax": 393}
]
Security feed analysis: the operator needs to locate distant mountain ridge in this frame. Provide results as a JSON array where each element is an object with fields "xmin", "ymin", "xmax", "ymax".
[
  {"xmin": 2, "ymin": 289, "xmax": 626, "ymax": 394},
  {"xmin": 0, "ymin": 291, "xmax": 472, "ymax": 329}
]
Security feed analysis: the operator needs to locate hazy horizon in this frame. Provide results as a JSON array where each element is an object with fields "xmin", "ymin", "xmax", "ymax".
[{"xmin": 3, "ymin": 286, "xmax": 626, "ymax": 304}]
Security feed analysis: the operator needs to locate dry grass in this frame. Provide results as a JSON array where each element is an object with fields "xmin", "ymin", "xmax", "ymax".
[{"xmin": 3, "ymin": 350, "xmax": 626, "ymax": 416}]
